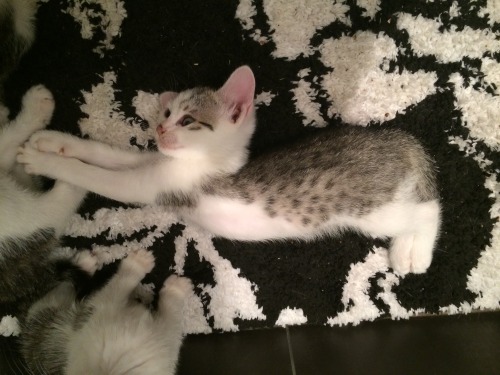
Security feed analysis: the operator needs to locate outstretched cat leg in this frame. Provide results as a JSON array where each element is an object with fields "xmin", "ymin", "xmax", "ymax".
[
  {"xmin": 89, "ymin": 249, "xmax": 155, "ymax": 308},
  {"xmin": 157, "ymin": 275, "xmax": 192, "ymax": 323},
  {"xmin": 28, "ymin": 130, "xmax": 156, "ymax": 169},
  {"xmin": 155, "ymin": 275, "xmax": 192, "ymax": 373},
  {"xmin": 17, "ymin": 143, "xmax": 164, "ymax": 204},
  {"xmin": 0, "ymin": 85, "xmax": 54, "ymax": 172},
  {"xmin": 389, "ymin": 200, "xmax": 441, "ymax": 275}
]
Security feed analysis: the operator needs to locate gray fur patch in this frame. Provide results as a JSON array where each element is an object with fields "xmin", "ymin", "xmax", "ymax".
[
  {"xmin": 21, "ymin": 307, "xmax": 69, "ymax": 374},
  {"xmin": 155, "ymin": 191, "xmax": 196, "ymax": 208},
  {"xmin": 0, "ymin": 228, "xmax": 58, "ymax": 306},
  {"xmin": 202, "ymin": 127, "xmax": 438, "ymax": 228}
]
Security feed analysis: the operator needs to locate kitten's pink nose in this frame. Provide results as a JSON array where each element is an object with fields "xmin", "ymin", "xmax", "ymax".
[{"xmin": 157, "ymin": 124, "xmax": 166, "ymax": 135}]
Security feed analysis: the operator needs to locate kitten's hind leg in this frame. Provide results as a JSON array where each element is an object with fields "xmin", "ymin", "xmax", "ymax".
[
  {"xmin": 0, "ymin": 85, "xmax": 54, "ymax": 171},
  {"xmin": 157, "ymin": 275, "xmax": 192, "ymax": 321},
  {"xmin": 90, "ymin": 249, "xmax": 155, "ymax": 307},
  {"xmin": 389, "ymin": 200, "xmax": 441, "ymax": 275},
  {"xmin": 156, "ymin": 275, "xmax": 192, "ymax": 363}
]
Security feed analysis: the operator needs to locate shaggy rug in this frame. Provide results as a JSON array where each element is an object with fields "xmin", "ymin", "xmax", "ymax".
[{"xmin": 1, "ymin": 0, "xmax": 499, "ymax": 340}]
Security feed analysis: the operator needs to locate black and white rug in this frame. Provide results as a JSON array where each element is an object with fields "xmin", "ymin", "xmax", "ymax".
[{"xmin": 1, "ymin": 0, "xmax": 499, "ymax": 337}]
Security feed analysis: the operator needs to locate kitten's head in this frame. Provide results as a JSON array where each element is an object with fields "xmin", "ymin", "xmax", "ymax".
[{"xmin": 156, "ymin": 66, "xmax": 256, "ymax": 171}]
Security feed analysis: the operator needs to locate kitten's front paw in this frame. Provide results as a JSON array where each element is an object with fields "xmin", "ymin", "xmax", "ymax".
[
  {"xmin": 126, "ymin": 249, "xmax": 156, "ymax": 274},
  {"xmin": 16, "ymin": 144, "xmax": 46, "ymax": 175},
  {"xmin": 21, "ymin": 85, "xmax": 55, "ymax": 128},
  {"xmin": 29, "ymin": 130, "xmax": 70, "ymax": 155},
  {"xmin": 161, "ymin": 275, "xmax": 193, "ymax": 297}
]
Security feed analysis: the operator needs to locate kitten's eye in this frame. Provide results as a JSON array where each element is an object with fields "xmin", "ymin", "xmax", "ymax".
[
  {"xmin": 164, "ymin": 109, "xmax": 171, "ymax": 118},
  {"xmin": 179, "ymin": 115, "xmax": 195, "ymax": 127}
]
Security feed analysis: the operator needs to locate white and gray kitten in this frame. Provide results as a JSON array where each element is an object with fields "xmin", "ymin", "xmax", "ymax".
[
  {"xmin": 17, "ymin": 66, "xmax": 441, "ymax": 275},
  {"xmin": 1, "ymin": 87, "xmax": 190, "ymax": 375},
  {"xmin": 21, "ymin": 249, "xmax": 192, "ymax": 375}
]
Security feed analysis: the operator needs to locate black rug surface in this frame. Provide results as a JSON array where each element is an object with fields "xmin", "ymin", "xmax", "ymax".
[{"xmin": 1, "ymin": 0, "xmax": 499, "ymax": 337}]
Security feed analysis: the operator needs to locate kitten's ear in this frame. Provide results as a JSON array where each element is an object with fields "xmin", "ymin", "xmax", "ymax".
[
  {"xmin": 218, "ymin": 66, "xmax": 255, "ymax": 125},
  {"xmin": 159, "ymin": 91, "xmax": 178, "ymax": 108}
]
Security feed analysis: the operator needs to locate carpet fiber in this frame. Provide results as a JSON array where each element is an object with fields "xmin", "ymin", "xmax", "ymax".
[{"xmin": 1, "ymin": 0, "xmax": 499, "ymax": 335}]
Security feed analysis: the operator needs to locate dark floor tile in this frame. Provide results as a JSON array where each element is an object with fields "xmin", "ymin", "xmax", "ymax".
[
  {"xmin": 288, "ymin": 311, "xmax": 500, "ymax": 375},
  {"xmin": 178, "ymin": 327, "xmax": 293, "ymax": 375}
]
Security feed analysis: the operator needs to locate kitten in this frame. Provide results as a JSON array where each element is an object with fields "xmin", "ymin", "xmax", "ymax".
[
  {"xmin": 0, "ymin": 0, "xmax": 37, "ymax": 101},
  {"xmin": 1, "ymin": 86, "xmax": 191, "ymax": 374},
  {"xmin": 21, "ymin": 249, "xmax": 192, "ymax": 375},
  {"xmin": 0, "ymin": 84, "xmax": 85, "ymax": 308},
  {"xmin": 17, "ymin": 66, "xmax": 441, "ymax": 275}
]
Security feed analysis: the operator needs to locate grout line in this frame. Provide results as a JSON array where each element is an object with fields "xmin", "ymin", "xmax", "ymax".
[{"xmin": 286, "ymin": 327, "xmax": 297, "ymax": 375}]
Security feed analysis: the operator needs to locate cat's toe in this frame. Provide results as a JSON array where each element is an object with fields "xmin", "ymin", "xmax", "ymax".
[{"xmin": 16, "ymin": 145, "xmax": 30, "ymax": 164}]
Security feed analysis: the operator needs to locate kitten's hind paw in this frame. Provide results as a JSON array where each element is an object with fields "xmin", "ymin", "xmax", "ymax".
[
  {"xmin": 161, "ymin": 275, "xmax": 193, "ymax": 298},
  {"xmin": 20, "ymin": 85, "xmax": 55, "ymax": 129},
  {"xmin": 73, "ymin": 250, "xmax": 100, "ymax": 275},
  {"xmin": 126, "ymin": 248, "xmax": 156, "ymax": 274},
  {"xmin": 389, "ymin": 234, "xmax": 433, "ymax": 275}
]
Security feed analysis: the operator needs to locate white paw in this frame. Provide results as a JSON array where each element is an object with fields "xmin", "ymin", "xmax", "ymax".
[
  {"xmin": 74, "ymin": 250, "xmax": 100, "ymax": 275},
  {"xmin": 126, "ymin": 249, "xmax": 155, "ymax": 274},
  {"xmin": 29, "ymin": 130, "xmax": 69, "ymax": 154},
  {"xmin": 389, "ymin": 235, "xmax": 413, "ymax": 276},
  {"xmin": 390, "ymin": 234, "xmax": 433, "ymax": 275},
  {"xmin": 21, "ymin": 85, "xmax": 55, "ymax": 128},
  {"xmin": 161, "ymin": 275, "xmax": 193, "ymax": 297},
  {"xmin": 16, "ymin": 144, "xmax": 45, "ymax": 175},
  {"xmin": 410, "ymin": 251, "xmax": 432, "ymax": 274}
]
